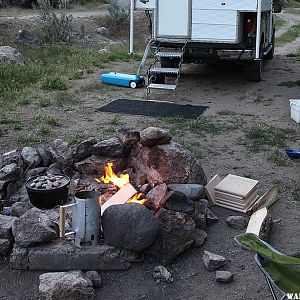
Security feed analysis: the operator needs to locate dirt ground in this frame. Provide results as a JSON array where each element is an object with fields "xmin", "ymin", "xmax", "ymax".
[{"xmin": 0, "ymin": 8, "xmax": 300, "ymax": 300}]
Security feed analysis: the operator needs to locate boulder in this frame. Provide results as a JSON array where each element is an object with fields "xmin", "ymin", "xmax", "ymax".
[
  {"xmin": 0, "ymin": 214, "xmax": 18, "ymax": 239},
  {"xmin": 129, "ymin": 142, "xmax": 207, "ymax": 184},
  {"xmin": 102, "ymin": 203, "xmax": 159, "ymax": 252},
  {"xmin": 167, "ymin": 184, "xmax": 205, "ymax": 201},
  {"xmin": 94, "ymin": 27, "xmax": 109, "ymax": 36},
  {"xmin": 147, "ymin": 209, "xmax": 196, "ymax": 264},
  {"xmin": 193, "ymin": 229, "xmax": 207, "ymax": 247},
  {"xmin": 0, "ymin": 238, "xmax": 11, "ymax": 256},
  {"xmin": 12, "ymin": 208, "xmax": 58, "ymax": 247},
  {"xmin": 39, "ymin": 271, "xmax": 94, "ymax": 300},
  {"xmin": 0, "ymin": 46, "xmax": 24, "ymax": 64},
  {"xmin": 145, "ymin": 183, "xmax": 168, "ymax": 212},
  {"xmin": 15, "ymin": 29, "xmax": 40, "ymax": 45},
  {"xmin": 0, "ymin": 163, "xmax": 23, "ymax": 183},
  {"xmin": 0, "ymin": 149, "xmax": 24, "ymax": 169},
  {"xmin": 165, "ymin": 191, "xmax": 195, "ymax": 215},
  {"xmin": 74, "ymin": 155, "xmax": 127, "ymax": 176},
  {"xmin": 11, "ymin": 202, "xmax": 33, "ymax": 217},
  {"xmin": 51, "ymin": 139, "xmax": 74, "ymax": 170},
  {"xmin": 153, "ymin": 266, "xmax": 173, "ymax": 283},
  {"xmin": 73, "ymin": 138, "xmax": 97, "ymax": 162},
  {"xmin": 36, "ymin": 145, "xmax": 53, "ymax": 167},
  {"xmin": 117, "ymin": 128, "xmax": 140, "ymax": 145},
  {"xmin": 216, "ymin": 271, "xmax": 234, "ymax": 283},
  {"xmin": 91, "ymin": 137, "xmax": 130, "ymax": 158},
  {"xmin": 226, "ymin": 216, "xmax": 249, "ymax": 230},
  {"xmin": 203, "ymin": 250, "xmax": 226, "ymax": 271},
  {"xmin": 84, "ymin": 271, "xmax": 102, "ymax": 288}
]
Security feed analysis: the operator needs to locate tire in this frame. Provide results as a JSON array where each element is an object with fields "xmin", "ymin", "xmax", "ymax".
[{"xmin": 129, "ymin": 81, "xmax": 137, "ymax": 89}]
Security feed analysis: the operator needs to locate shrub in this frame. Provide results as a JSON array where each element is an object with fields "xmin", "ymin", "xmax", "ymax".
[{"xmin": 41, "ymin": 75, "xmax": 68, "ymax": 90}]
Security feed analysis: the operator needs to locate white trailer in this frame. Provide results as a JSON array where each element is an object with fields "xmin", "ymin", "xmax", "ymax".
[{"xmin": 131, "ymin": 0, "xmax": 281, "ymax": 95}]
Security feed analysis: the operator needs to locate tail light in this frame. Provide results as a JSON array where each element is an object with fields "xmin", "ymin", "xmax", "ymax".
[{"xmin": 246, "ymin": 18, "xmax": 256, "ymax": 36}]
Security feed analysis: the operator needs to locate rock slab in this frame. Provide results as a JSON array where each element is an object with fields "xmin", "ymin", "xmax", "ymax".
[
  {"xmin": 39, "ymin": 271, "xmax": 94, "ymax": 300},
  {"xmin": 216, "ymin": 271, "xmax": 234, "ymax": 283},
  {"xmin": 140, "ymin": 127, "xmax": 172, "ymax": 147}
]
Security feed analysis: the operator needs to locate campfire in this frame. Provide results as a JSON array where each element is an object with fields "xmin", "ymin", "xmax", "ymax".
[{"xmin": 94, "ymin": 162, "xmax": 146, "ymax": 214}]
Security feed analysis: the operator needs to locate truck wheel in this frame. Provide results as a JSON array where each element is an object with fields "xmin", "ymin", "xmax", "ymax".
[{"xmin": 245, "ymin": 59, "xmax": 263, "ymax": 82}]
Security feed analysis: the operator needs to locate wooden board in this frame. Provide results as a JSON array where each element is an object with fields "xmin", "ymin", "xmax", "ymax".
[
  {"xmin": 215, "ymin": 174, "xmax": 259, "ymax": 198},
  {"xmin": 204, "ymin": 174, "xmax": 222, "ymax": 205},
  {"xmin": 246, "ymin": 207, "xmax": 268, "ymax": 236},
  {"xmin": 216, "ymin": 194, "xmax": 259, "ymax": 210},
  {"xmin": 215, "ymin": 187, "xmax": 258, "ymax": 203}
]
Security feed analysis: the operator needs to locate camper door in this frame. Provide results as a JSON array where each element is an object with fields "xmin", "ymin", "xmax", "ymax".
[{"xmin": 156, "ymin": 0, "xmax": 190, "ymax": 38}]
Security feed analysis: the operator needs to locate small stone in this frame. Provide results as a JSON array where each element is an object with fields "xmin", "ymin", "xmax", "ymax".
[
  {"xmin": 226, "ymin": 216, "xmax": 249, "ymax": 230},
  {"xmin": 94, "ymin": 27, "xmax": 109, "ymax": 35},
  {"xmin": 153, "ymin": 266, "xmax": 173, "ymax": 283},
  {"xmin": 216, "ymin": 271, "xmax": 234, "ymax": 283},
  {"xmin": 145, "ymin": 183, "xmax": 168, "ymax": 212},
  {"xmin": 117, "ymin": 128, "xmax": 140, "ymax": 145},
  {"xmin": 78, "ymin": 69, "xmax": 84, "ymax": 76},
  {"xmin": 98, "ymin": 48, "xmax": 108, "ymax": 54},
  {"xmin": 0, "ymin": 46, "xmax": 24, "ymax": 64},
  {"xmin": 84, "ymin": 271, "xmax": 102, "ymax": 288},
  {"xmin": 140, "ymin": 127, "xmax": 172, "ymax": 147},
  {"xmin": 203, "ymin": 250, "xmax": 226, "ymax": 271},
  {"xmin": 21, "ymin": 147, "xmax": 41, "ymax": 168},
  {"xmin": 206, "ymin": 209, "xmax": 219, "ymax": 224},
  {"xmin": 193, "ymin": 229, "xmax": 207, "ymax": 247}
]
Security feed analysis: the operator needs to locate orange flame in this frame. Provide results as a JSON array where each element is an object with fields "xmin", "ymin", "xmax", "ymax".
[
  {"xmin": 127, "ymin": 193, "xmax": 147, "ymax": 205},
  {"xmin": 96, "ymin": 162, "xmax": 129, "ymax": 189}
]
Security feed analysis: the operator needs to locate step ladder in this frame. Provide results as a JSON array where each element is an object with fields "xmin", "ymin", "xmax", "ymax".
[{"xmin": 146, "ymin": 43, "xmax": 187, "ymax": 98}]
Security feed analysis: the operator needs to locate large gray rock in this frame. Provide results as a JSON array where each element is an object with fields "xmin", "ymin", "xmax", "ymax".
[
  {"xmin": 84, "ymin": 271, "xmax": 102, "ymax": 288},
  {"xmin": 74, "ymin": 155, "xmax": 127, "ymax": 176},
  {"xmin": 0, "ymin": 149, "xmax": 24, "ymax": 169},
  {"xmin": 0, "ymin": 163, "xmax": 23, "ymax": 183},
  {"xmin": 21, "ymin": 145, "xmax": 42, "ymax": 167},
  {"xmin": 36, "ymin": 145, "xmax": 53, "ymax": 167},
  {"xmin": 203, "ymin": 250, "xmax": 226, "ymax": 271},
  {"xmin": 73, "ymin": 138, "xmax": 97, "ymax": 162},
  {"xmin": 12, "ymin": 208, "xmax": 58, "ymax": 247},
  {"xmin": 145, "ymin": 183, "xmax": 168, "ymax": 212},
  {"xmin": 94, "ymin": 27, "xmax": 109, "ymax": 36},
  {"xmin": 129, "ymin": 142, "xmax": 207, "ymax": 184},
  {"xmin": 140, "ymin": 127, "xmax": 172, "ymax": 147},
  {"xmin": 91, "ymin": 137, "xmax": 130, "ymax": 158},
  {"xmin": 0, "ymin": 214, "xmax": 18, "ymax": 239},
  {"xmin": 51, "ymin": 139, "xmax": 74, "ymax": 170},
  {"xmin": 167, "ymin": 184, "xmax": 205, "ymax": 200},
  {"xmin": 0, "ymin": 46, "xmax": 24, "ymax": 64},
  {"xmin": 226, "ymin": 216, "xmax": 249, "ymax": 230},
  {"xmin": 102, "ymin": 203, "xmax": 159, "ymax": 252},
  {"xmin": 147, "ymin": 209, "xmax": 196, "ymax": 264},
  {"xmin": 164, "ymin": 191, "xmax": 195, "ymax": 215},
  {"xmin": 39, "ymin": 271, "xmax": 94, "ymax": 300},
  {"xmin": 0, "ymin": 238, "xmax": 11, "ymax": 256}
]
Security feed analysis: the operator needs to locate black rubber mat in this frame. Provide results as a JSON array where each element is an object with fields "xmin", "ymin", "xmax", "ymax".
[{"xmin": 97, "ymin": 99, "xmax": 208, "ymax": 119}]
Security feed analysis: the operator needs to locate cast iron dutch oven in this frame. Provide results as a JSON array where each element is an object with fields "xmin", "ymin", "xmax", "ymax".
[{"xmin": 25, "ymin": 174, "xmax": 70, "ymax": 209}]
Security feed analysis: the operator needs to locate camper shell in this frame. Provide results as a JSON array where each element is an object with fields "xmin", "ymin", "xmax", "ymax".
[{"xmin": 132, "ymin": 0, "xmax": 281, "ymax": 87}]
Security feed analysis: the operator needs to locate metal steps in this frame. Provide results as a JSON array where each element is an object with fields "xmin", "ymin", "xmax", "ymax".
[{"xmin": 145, "ymin": 43, "xmax": 187, "ymax": 98}]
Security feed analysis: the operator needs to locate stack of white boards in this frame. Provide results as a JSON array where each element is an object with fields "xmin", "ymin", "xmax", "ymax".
[{"xmin": 214, "ymin": 174, "xmax": 259, "ymax": 213}]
